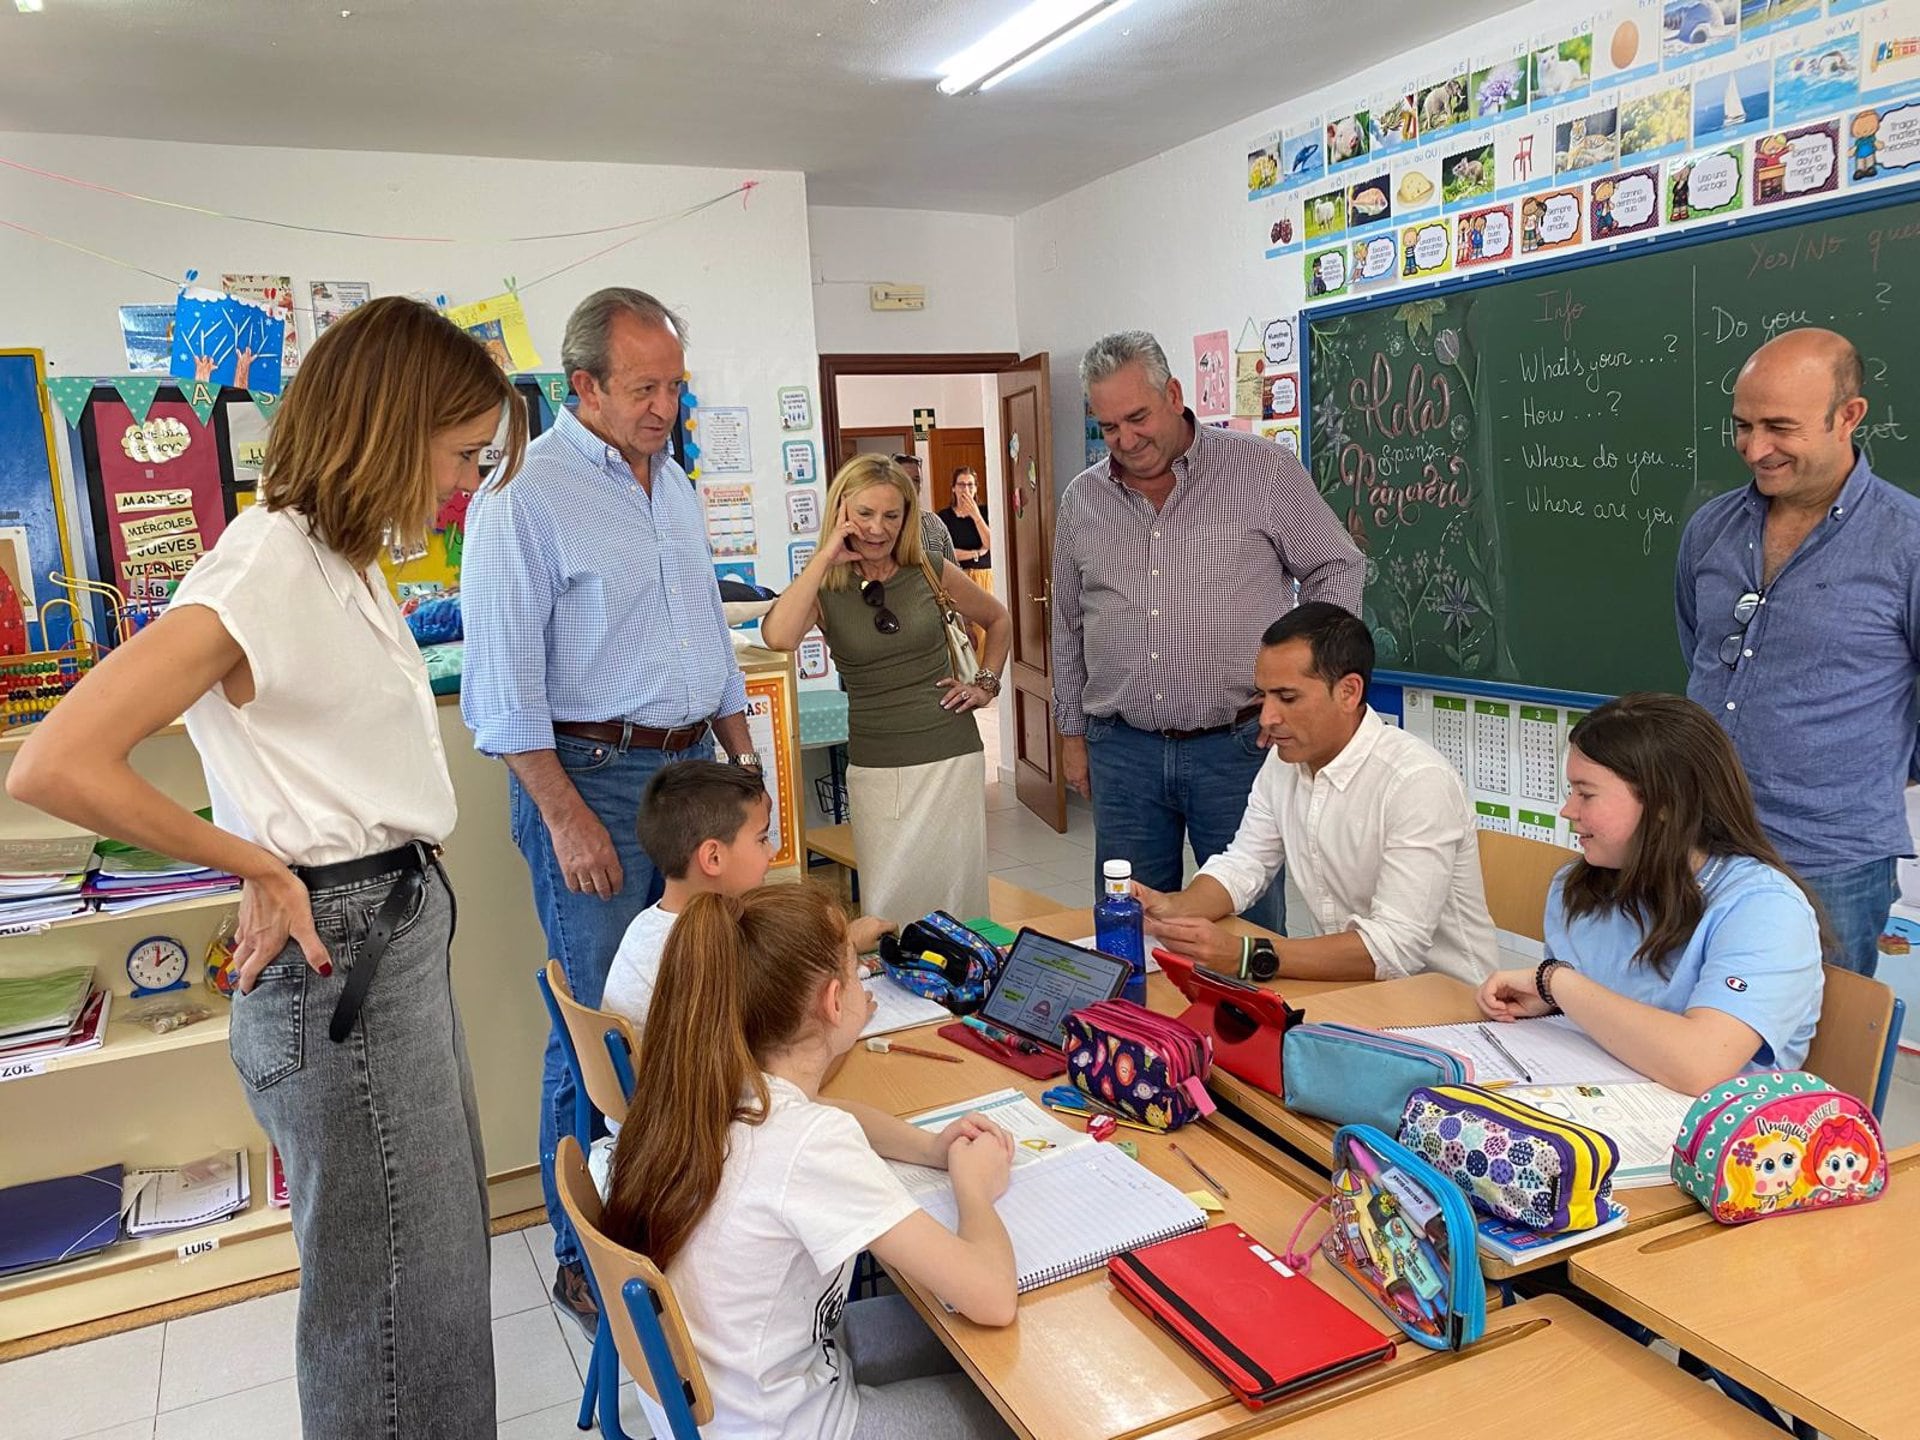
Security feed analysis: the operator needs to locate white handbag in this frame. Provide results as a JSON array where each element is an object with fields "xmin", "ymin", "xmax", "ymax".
[{"xmin": 917, "ymin": 559, "xmax": 979, "ymax": 682}]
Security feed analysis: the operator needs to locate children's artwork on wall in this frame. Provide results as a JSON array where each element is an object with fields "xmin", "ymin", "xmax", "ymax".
[
  {"xmin": 444, "ymin": 291, "xmax": 543, "ymax": 371},
  {"xmin": 310, "ymin": 280, "xmax": 371, "ymax": 337},
  {"xmin": 1849, "ymin": 100, "xmax": 1920, "ymax": 179},
  {"xmin": 1192, "ymin": 330, "xmax": 1231, "ymax": 418},
  {"xmin": 1753, "ymin": 119, "xmax": 1843, "ymax": 203},
  {"xmin": 1455, "ymin": 203, "xmax": 1516, "ymax": 267},
  {"xmin": 170, "ymin": 286, "xmax": 287, "ymax": 394},
  {"xmin": 1668, "ymin": 144, "xmax": 1749, "ymax": 218},
  {"xmin": 221, "ymin": 275, "xmax": 299, "ymax": 375},
  {"xmin": 1519, "ymin": 186, "xmax": 1587, "ymax": 253},
  {"xmin": 118, "ymin": 306, "xmax": 175, "ymax": 375},
  {"xmin": 1664, "ymin": 0, "xmax": 1739, "ymax": 64},
  {"xmin": 1590, "ymin": 165, "xmax": 1663, "ymax": 239}
]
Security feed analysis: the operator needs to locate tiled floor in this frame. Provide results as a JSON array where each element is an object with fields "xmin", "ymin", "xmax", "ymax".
[{"xmin": 0, "ymin": 1224, "xmax": 648, "ymax": 1440}]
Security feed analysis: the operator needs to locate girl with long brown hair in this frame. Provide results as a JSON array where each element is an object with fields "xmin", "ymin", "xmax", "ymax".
[
  {"xmin": 602, "ymin": 884, "xmax": 1017, "ymax": 1440},
  {"xmin": 10, "ymin": 296, "xmax": 525, "ymax": 1436},
  {"xmin": 1477, "ymin": 692, "xmax": 1824, "ymax": 1095}
]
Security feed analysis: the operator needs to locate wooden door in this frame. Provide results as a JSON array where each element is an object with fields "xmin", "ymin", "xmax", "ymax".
[
  {"xmin": 997, "ymin": 355, "xmax": 1065, "ymax": 832},
  {"xmin": 925, "ymin": 427, "xmax": 987, "ymax": 515}
]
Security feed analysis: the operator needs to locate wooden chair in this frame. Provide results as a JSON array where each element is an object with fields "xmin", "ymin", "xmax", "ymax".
[
  {"xmin": 1803, "ymin": 963, "xmax": 1902, "ymax": 1117},
  {"xmin": 1476, "ymin": 830, "xmax": 1576, "ymax": 941},
  {"xmin": 536, "ymin": 961, "xmax": 641, "ymax": 1438},
  {"xmin": 804, "ymin": 821, "xmax": 860, "ymax": 903},
  {"xmin": 557, "ymin": 1135, "xmax": 714, "ymax": 1440}
]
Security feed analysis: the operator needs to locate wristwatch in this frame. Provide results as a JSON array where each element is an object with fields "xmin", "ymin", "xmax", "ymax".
[
  {"xmin": 1240, "ymin": 936, "xmax": 1279, "ymax": 983},
  {"xmin": 729, "ymin": 751, "xmax": 763, "ymax": 771},
  {"xmin": 972, "ymin": 666, "xmax": 1002, "ymax": 697}
]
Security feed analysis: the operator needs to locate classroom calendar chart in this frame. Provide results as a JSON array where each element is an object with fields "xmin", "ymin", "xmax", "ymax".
[{"xmin": 701, "ymin": 483, "xmax": 757, "ymax": 557}]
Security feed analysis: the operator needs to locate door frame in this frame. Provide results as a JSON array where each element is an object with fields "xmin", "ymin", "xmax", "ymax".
[{"xmin": 818, "ymin": 352, "xmax": 1020, "ymax": 476}]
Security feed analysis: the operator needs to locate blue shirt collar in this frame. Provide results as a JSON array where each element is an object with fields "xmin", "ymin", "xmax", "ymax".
[
  {"xmin": 1738, "ymin": 447, "xmax": 1876, "ymax": 525},
  {"xmin": 551, "ymin": 406, "xmax": 668, "ymax": 486}
]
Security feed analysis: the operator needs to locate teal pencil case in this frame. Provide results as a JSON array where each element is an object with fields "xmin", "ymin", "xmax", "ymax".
[{"xmin": 1282, "ymin": 1022, "xmax": 1471, "ymax": 1134}]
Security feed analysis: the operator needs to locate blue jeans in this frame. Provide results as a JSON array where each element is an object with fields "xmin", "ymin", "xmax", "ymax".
[
  {"xmin": 232, "ymin": 865, "xmax": 493, "ymax": 1437},
  {"xmin": 1803, "ymin": 857, "xmax": 1900, "ymax": 978},
  {"xmin": 1083, "ymin": 715, "xmax": 1284, "ymax": 932},
  {"xmin": 511, "ymin": 733, "xmax": 713, "ymax": 1268}
]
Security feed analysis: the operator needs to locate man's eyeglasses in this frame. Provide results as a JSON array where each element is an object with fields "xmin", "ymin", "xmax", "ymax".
[
  {"xmin": 1719, "ymin": 589, "xmax": 1763, "ymax": 668},
  {"xmin": 861, "ymin": 579, "xmax": 900, "ymax": 635}
]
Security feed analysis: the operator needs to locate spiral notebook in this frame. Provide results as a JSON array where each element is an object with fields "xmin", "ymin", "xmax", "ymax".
[{"xmin": 894, "ymin": 1092, "xmax": 1207, "ymax": 1292}]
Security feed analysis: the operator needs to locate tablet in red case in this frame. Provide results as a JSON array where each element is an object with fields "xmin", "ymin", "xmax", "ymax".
[{"xmin": 1108, "ymin": 1224, "xmax": 1395, "ymax": 1407}]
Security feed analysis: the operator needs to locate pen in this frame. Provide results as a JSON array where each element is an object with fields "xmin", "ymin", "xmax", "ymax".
[
  {"xmin": 1477, "ymin": 1024, "xmax": 1533, "ymax": 1083},
  {"xmin": 961, "ymin": 1014, "xmax": 1041, "ymax": 1055},
  {"xmin": 1044, "ymin": 1098, "xmax": 1164, "ymax": 1135},
  {"xmin": 1167, "ymin": 1141, "xmax": 1231, "ymax": 1200}
]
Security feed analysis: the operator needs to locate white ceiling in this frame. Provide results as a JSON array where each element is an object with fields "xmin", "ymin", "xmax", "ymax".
[{"xmin": 0, "ymin": 0, "xmax": 1518, "ymax": 214}]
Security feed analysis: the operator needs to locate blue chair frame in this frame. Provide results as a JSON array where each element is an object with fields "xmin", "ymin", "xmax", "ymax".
[{"xmin": 537, "ymin": 965, "xmax": 638, "ymax": 1440}]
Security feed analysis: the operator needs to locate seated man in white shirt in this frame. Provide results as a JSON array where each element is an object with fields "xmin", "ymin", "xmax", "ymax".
[{"xmin": 1138, "ymin": 603, "xmax": 1497, "ymax": 985}]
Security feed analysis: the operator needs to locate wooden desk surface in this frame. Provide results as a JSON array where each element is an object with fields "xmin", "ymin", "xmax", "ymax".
[
  {"xmin": 1231, "ymin": 1295, "xmax": 1782, "ymax": 1438},
  {"xmin": 1570, "ymin": 1144, "xmax": 1920, "ymax": 1440}
]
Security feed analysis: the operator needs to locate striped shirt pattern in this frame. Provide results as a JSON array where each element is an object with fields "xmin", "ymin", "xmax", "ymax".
[
  {"xmin": 459, "ymin": 409, "xmax": 746, "ymax": 755},
  {"xmin": 1051, "ymin": 415, "xmax": 1364, "ymax": 734}
]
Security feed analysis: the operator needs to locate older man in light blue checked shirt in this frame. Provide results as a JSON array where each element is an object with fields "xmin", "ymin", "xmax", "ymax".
[{"xmin": 461, "ymin": 287, "xmax": 756, "ymax": 1333}]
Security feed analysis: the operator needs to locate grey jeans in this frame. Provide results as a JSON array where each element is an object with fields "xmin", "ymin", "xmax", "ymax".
[
  {"xmin": 843, "ymin": 1294, "xmax": 1014, "ymax": 1439},
  {"xmin": 230, "ymin": 864, "xmax": 493, "ymax": 1438}
]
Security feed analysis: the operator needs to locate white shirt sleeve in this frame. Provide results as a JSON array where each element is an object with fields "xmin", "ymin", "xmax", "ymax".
[
  {"xmin": 780, "ymin": 1108, "xmax": 921, "ymax": 1275},
  {"xmin": 1194, "ymin": 751, "xmax": 1288, "ymax": 913},
  {"xmin": 601, "ymin": 906, "xmax": 671, "ymax": 1030},
  {"xmin": 1346, "ymin": 766, "xmax": 1472, "ymax": 981}
]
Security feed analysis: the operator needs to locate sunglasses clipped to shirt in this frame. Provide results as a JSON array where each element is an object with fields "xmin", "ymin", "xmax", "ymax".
[
  {"xmin": 861, "ymin": 578, "xmax": 901, "ymax": 635},
  {"xmin": 1720, "ymin": 589, "xmax": 1763, "ymax": 669}
]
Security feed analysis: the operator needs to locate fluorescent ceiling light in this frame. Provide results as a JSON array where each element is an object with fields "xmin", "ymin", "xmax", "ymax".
[
  {"xmin": 937, "ymin": 0, "xmax": 1133, "ymax": 97},
  {"xmin": 15, "ymin": 0, "xmax": 46, "ymax": 12}
]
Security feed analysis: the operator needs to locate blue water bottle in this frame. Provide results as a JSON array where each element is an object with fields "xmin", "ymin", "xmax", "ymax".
[{"xmin": 1094, "ymin": 859, "xmax": 1147, "ymax": 1004}]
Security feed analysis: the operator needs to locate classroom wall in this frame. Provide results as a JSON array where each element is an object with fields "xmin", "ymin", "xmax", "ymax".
[
  {"xmin": 0, "ymin": 128, "xmax": 822, "ymax": 603},
  {"xmin": 809, "ymin": 206, "xmax": 1019, "ymax": 354}
]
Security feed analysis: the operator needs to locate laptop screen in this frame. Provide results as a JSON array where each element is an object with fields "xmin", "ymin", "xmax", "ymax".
[{"xmin": 979, "ymin": 930, "xmax": 1132, "ymax": 1049}]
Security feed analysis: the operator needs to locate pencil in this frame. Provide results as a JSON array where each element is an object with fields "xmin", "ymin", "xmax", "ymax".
[
  {"xmin": 1167, "ymin": 1141, "xmax": 1231, "ymax": 1199},
  {"xmin": 864, "ymin": 1037, "xmax": 964, "ymax": 1064}
]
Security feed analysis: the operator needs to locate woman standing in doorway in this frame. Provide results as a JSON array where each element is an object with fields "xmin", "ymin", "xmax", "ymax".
[
  {"xmin": 937, "ymin": 467, "xmax": 992, "ymax": 572},
  {"xmin": 9, "ymin": 297, "xmax": 523, "ymax": 1438},
  {"xmin": 763, "ymin": 454, "xmax": 1010, "ymax": 923}
]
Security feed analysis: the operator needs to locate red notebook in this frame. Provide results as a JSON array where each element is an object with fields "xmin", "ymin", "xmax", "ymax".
[{"xmin": 1108, "ymin": 1224, "xmax": 1395, "ymax": 1408}]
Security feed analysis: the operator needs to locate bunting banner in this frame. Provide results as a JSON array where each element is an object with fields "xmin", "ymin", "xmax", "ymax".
[
  {"xmin": 183, "ymin": 380, "xmax": 220, "ymax": 426},
  {"xmin": 250, "ymin": 389, "xmax": 282, "ymax": 424},
  {"xmin": 43, "ymin": 376, "xmax": 95, "ymax": 428},
  {"xmin": 113, "ymin": 375, "xmax": 163, "ymax": 424}
]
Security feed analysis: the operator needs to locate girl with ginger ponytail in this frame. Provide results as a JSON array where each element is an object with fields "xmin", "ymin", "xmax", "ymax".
[{"xmin": 603, "ymin": 885, "xmax": 1018, "ymax": 1440}]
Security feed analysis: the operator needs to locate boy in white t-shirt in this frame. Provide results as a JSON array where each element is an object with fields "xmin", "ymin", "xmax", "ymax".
[{"xmin": 602, "ymin": 763, "xmax": 894, "ymax": 1030}]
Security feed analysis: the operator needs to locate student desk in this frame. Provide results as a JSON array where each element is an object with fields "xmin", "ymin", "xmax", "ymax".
[
  {"xmin": 1569, "ymin": 1144, "xmax": 1920, "ymax": 1440},
  {"xmin": 1230, "ymin": 1294, "xmax": 1782, "ymax": 1438}
]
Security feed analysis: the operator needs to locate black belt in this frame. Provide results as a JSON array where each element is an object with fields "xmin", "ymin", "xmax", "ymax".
[
  {"xmin": 1155, "ymin": 703, "xmax": 1262, "ymax": 742},
  {"xmin": 292, "ymin": 840, "xmax": 447, "ymax": 1043}
]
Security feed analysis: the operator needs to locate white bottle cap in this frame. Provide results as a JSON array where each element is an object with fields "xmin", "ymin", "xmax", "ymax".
[{"xmin": 1103, "ymin": 860, "xmax": 1132, "ymax": 879}]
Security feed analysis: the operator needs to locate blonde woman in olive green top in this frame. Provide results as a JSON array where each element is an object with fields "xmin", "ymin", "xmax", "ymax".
[{"xmin": 763, "ymin": 455, "xmax": 1012, "ymax": 923}]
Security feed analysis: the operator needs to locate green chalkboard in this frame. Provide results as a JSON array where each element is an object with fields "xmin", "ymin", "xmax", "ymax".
[{"xmin": 1306, "ymin": 190, "xmax": 1920, "ymax": 698}]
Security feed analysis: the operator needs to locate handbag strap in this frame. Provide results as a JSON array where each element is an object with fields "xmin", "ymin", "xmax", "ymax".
[{"xmin": 916, "ymin": 555, "xmax": 960, "ymax": 617}]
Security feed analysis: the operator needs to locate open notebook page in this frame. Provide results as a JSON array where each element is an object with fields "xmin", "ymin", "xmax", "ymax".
[{"xmin": 1387, "ymin": 1014, "xmax": 1648, "ymax": 1086}]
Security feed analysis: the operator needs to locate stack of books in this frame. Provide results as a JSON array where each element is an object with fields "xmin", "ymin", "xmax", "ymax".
[
  {"xmin": 0, "ymin": 835, "xmax": 97, "ymax": 929},
  {"xmin": 85, "ymin": 836, "xmax": 240, "ymax": 914},
  {"xmin": 0, "ymin": 965, "xmax": 107, "ymax": 1065}
]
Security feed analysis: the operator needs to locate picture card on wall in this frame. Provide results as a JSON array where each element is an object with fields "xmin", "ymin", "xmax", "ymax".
[
  {"xmin": 1692, "ymin": 43, "xmax": 1775, "ymax": 144},
  {"xmin": 1257, "ymin": 193, "xmax": 1302, "ymax": 259},
  {"xmin": 1470, "ymin": 44, "xmax": 1531, "ymax": 124},
  {"xmin": 1618, "ymin": 80, "xmax": 1693, "ymax": 162},
  {"xmin": 1305, "ymin": 244, "xmax": 1351, "ymax": 300},
  {"xmin": 1754, "ymin": 119, "xmax": 1842, "ymax": 203},
  {"xmin": 1590, "ymin": 166, "xmax": 1662, "ymax": 240},
  {"xmin": 1193, "ymin": 330, "xmax": 1231, "ymax": 418},
  {"xmin": 702, "ymin": 482, "xmax": 756, "ymax": 557},
  {"xmin": 1369, "ymin": 91, "xmax": 1420, "ymax": 157},
  {"xmin": 1346, "ymin": 171, "xmax": 1394, "ymax": 235},
  {"xmin": 782, "ymin": 438, "xmax": 817, "ymax": 484},
  {"xmin": 1279, "ymin": 118, "xmax": 1325, "ymax": 188},
  {"xmin": 1416, "ymin": 70, "xmax": 1470, "ymax": 139},
  {"xmin": 1668, "ymin": 144, "xmax": 1748, "ymax": 220},
  {"xmin": 1850, "ymin": 100, "xmax": 1920, "ymax": 181},
  {"xmin": 1555, "ymin": 102, "xmax": 1622, "ymax": 180},
  {"xmin": 118, "ymin": 306, "xmax": 175, "ymax": 375},
  {"xmin": 697, "ymin": 406, "xmax": 753, "ymax": 473},
  {"xmin": 1772, "ymin": 17, "xmax": 1862, "ymax": 125},
  {"xmin": 444, "ymin": 292, "xmax": 543, "ymax": 371},
  {"xmin": 309, "ymin": 280, "xmax": 370, "ymax": 337},
  {"xmin": 171, "ymin": 286, "xmax": 286, "ymax": 394},
  {"xmin": 1593, "ymin": 0, "xmax": 1663, "ymax": 87},
  {"xmin": 786, "ymin": 487, "xmax": 820, "ymax": 534},
  {"xmin": 1520, "ymin": 186, "xmax": 1585, "ymax": 252},
  {"xmin": 1400, "ymin": 220, "xmax": 1452, "ymax": 279},
  {"xmin": 1530, "ymin": 23, "xmax": 1594, "ymax": 108},
  {"xmin": 1350, "ymin": 232, "xmax": 1401, "ymax": 291},
  {"xmin": 778, "ymin": 386, "xmax": 813, "ymax": 431},
  {"xmin": 1392, "ymin": 148, "xmax": 1442, "ymax": 223},
  {"xmin": 1858, "ymin": 1, "xmax": 1920, "ymax": 102},
  {"xmin": 1442, "ymin": 140, "xmax": 1496, "ymax": 210},
  {"xmin": 1263, "ymin": 317, "xmax": 1296, "ymax": 366},
  {"xmin": 1455, "ymin": 203, "xmax": 1515, "ymax": 267},
  {"xmin": 1304, "ymin": 184, "xmax": 1348, "ymax": 244},
  {"xmin": 1664, "ymin": 0, "xmax": 1739, "ymax": 65},
  {"xmin": 1262, "ymin": 371, "xmax": 1300, "ymax": 422},
  {"xmin": 1740, "ymin": 0, "xmax": 1820, "ymax": 43},
  {"xmin": 1326, "ymin": 103, "xmax": 1373, "ymax": 175},
  {"xmin": 1495, "ymin": 114, "xmax": 1554, "ymax": 193},
  {"xmin": 221, "ymin": 275, "xmax": 299, "ymax": 375},
  {"xmin": 1247, "ymin": 132, "xmax": 1283, "ymax": 199},
  {"xmin": 1233, "ymin": 350, "xmax": 1264, "ymax": 416}
]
